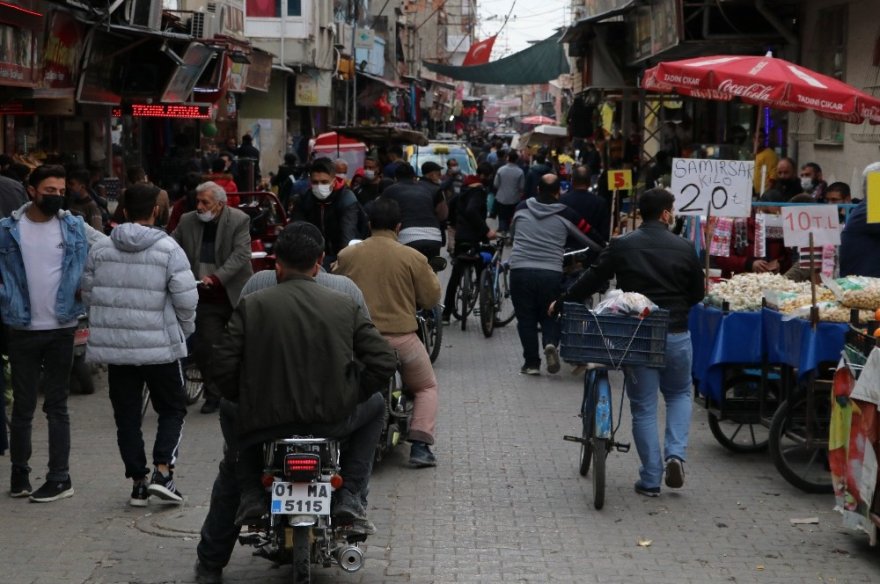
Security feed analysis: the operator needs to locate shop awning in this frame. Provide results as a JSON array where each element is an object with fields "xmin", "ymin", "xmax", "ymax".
[
  {"xmin": 421, "ymin": 32, "xmax": 569, "ymax": 85},
  {"xmin": 358, "ymin": 71, "xmax": 408, "ymax": 90},
  {"xmin": 331, "ymin": 126, "xmax": 429, "ymax": 146}
]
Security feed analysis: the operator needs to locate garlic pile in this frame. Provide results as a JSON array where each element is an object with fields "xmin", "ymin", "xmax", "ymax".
[{"xmin": 707, "ymin": 273, "xmax": 810, "ymax": 311}]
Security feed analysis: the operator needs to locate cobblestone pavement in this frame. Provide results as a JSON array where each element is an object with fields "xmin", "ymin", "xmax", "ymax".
[{"xmin": 2, "ymin": 310, "xmax": 879, "ymax": 583}]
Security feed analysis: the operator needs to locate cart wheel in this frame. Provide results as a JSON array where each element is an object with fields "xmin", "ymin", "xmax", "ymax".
[
  {"xmin": 707, "ymin": 375, "xmax": 778, "ymax": 454},
  {"xmin": 768, "ymin": 391, "xmax": 833, "ymax": 494}
]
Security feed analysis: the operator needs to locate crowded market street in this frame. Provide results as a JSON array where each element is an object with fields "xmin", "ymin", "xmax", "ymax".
[{"xmin": 1, "ymin": 291, "xmax": 878, "ymax": 584}]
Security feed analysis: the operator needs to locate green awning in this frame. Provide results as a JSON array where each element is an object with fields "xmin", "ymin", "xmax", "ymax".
[{"xmin": 422, "ymin": 32, "xmax": 569, "ymax": 85}]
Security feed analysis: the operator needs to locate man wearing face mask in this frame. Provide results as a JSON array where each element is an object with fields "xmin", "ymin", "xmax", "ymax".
[
  {"xmin": 353, "ymin": 157, "xmax": 389, "ymax": 206},
  {"xmin": 290, "ymin": 157, "xmax": 364, "ymax": 266},
  {"xmin": 550, "ymin": 189, "xmax": 704, "ymax": 497},
  {"xmin": 0, "ymin": 164, "xmax": 106, "ymax": 502},
  {"xmin": 173, "ymin": 181, "xmax": 253, "ymax": 414},
  {"xmin": 799, "ymin": 162, "xmax": 827, "ymax": 201}
]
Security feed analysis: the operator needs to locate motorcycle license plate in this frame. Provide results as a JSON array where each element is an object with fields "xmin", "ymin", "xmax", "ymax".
[{"xmin": 270, "ymin": 481, "xmax": 331, "ymax": 516}]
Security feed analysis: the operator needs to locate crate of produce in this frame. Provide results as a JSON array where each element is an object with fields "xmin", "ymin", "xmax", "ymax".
[{"xmin": 560, "ymin": 302, "xmax": 669, "ymax": 368}]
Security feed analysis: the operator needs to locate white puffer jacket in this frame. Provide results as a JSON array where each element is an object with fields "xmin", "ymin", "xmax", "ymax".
[{"xmin": 82, "ymin": 223, "xmax": 198, "ymax": 365}]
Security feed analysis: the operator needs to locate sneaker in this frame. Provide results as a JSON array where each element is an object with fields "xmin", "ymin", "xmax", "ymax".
[
  {"xmin": 544, "ymin": 344, "xmax": 561, "ymax": 374},
  {"xmin": 147, "ymin": 469, "xmax": 183, "ymax": 503},
  {"xmin": 234, "ymin": 487, "xmax": 266, "ymax": 526},
  {"xmin": 130, "ymin": 480, "xmax": 149, "ymax": 507},
  {"xmin": 200, "ymin": 398, "xmax": 220, "ymax": 414},
  {"xmin": 665, "ymin": 457, "xmax": 685, "ymax": 489},
  {"xmin": 194, "ymin": 560, "xmax": 223, "ymax": 584},
  {"xmin": 10, "ymin": 469, "xmax": 31, "ymax": 498},
  {"xmin": 409, "ymin": 441, "xmax": 437, "ymax": 468},
  {"xmin": 29, "ymin": 479, "xmax": 74, "ymax": 503},
  {"xmin": 441, "ymin": 316, "xmax": 451, "ymax": 326},
  {"xmin": 520, "ymin": 365, "xmax": 540, "ymax": 376},
  {"xmin": 634, "ymin": 480, "xmax": 660, "ymax": 498},
  {"xmin": 333, "ymin": 488, "xmax": 367, "ymax": 521}
]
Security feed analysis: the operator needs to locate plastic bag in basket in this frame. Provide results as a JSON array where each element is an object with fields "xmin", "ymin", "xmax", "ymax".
[{"xmin": 593, "ymin": 290, "xmax": 659, "ymax": 317}]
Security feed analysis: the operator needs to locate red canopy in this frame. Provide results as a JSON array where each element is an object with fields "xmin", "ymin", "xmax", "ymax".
[
  {"xmin": 643, "ymin": 53, "xmax": 880, "ymax": 124},
  {"xmin": 520, "ymin": 115, "xmax": 557, "ymax": 125}
]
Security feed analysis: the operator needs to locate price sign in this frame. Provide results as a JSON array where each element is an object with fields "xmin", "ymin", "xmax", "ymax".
[
  {"xmin": 607, "ymin": 169, "xmax": 632, "ymax": 190},
  {"xmin": 781, "ymin": 205, "xmax": 841, "ymax": 247},
  {"xmin": 867, "ymin": 172, "xmax": 880, "ymax": 224},
  {"xmin": 670, "ymin": 158, "xmax": 753, "ymax": 217}
]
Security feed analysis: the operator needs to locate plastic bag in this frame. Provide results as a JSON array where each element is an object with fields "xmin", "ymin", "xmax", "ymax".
[
  {"xmin": 832, "ymin": 276, "xmax": 880, "ymax": 310},
  {"xmin": 593, "ymin": 290, "xmax": 659, "ymax": 317}
]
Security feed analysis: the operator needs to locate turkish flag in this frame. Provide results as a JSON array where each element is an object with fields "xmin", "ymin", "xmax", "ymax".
[{"xmin": 462, "ymin": 36, "xmax": 497, "ymax": 66}]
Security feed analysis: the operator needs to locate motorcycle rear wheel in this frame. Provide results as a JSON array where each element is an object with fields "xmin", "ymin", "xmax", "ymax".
[{"xmin": 292, "ymin": 526, "xmax": 311, "ymax": 583}]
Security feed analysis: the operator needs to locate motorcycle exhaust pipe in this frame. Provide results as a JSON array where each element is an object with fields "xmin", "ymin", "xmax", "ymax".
[{"xmin": 335, "ymin": 545, "xmax": 364, "ymax": 573}]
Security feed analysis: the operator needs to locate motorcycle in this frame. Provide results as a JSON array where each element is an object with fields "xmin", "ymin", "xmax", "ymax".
[
  {"xmin": 238, "ymin": 437, "xmax": 367, "ymax": 583},
  {"xmin": 374, "ymin": 366, "xmax": 413, "ymax": 463}
]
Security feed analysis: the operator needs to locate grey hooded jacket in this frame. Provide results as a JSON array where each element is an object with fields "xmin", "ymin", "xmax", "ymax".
[
  {"xmin": 509, "ymin": 198, "xmax": 596, "ymax": 272},
  {"xmin": 82, "ymin": 222, "xmax": 198, "ymax": 365}
]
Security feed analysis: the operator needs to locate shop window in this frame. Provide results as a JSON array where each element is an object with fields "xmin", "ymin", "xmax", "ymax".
[
  {"xmin": 815, "ymin": 5, "xmax": 847, "ymax": 145},
  {"xmin": 245, "ymin": 0, "xmax": 302, "ymax": 17}
]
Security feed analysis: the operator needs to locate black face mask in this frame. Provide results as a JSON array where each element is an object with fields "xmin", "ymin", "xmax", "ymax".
[{"xmin": 35, "ymin": 195, "xmax": 63, "ymax": 216}]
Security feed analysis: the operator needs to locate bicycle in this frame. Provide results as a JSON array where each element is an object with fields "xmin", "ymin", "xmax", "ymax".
[
  {"xmin": 451, "ymin": 247, "xmax": 485, "ymax": 331},
  {"xmin": 478, "ymin": 236, "xmax": 516, "ymax": 337},
  {"xmin": 561, "ymin": 302, "xmax": 669, "ymax": 509}
]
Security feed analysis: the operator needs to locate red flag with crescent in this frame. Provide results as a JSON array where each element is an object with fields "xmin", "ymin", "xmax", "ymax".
[{"xmin": 462, "ymin": 36, "xmax": 497, "ymax": 66}]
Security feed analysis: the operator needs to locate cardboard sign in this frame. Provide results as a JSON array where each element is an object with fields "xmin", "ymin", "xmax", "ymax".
[
  {"xmin": 670, "ymin": 158, "xmax": 754, "ymax": 218},
  {"xmin": 868, "ymin": 172, "xmax": 880, "ymax": 224},
  {"xmin": 781, "ymin": 205, "xmax": 841, "ymax": 247},
  {"xmin": 607, "ymin": 169, "xmax": 632, "ymax": 190}
]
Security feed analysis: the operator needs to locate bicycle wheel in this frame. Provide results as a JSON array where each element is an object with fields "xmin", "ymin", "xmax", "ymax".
[
  {"xmin": 591, "ymin": 438, "xmax": 607, "ymax": 510},
  {"xmin": 428, "ymin": 306, "xmax": 442, "ymax": 363},
  {"xmin": 458, "ymin": 264, "xmax": 474, "ymax": 331},
  {"xmin": 768, "ymin": 391, "xmax": 833, "ymax": 494},
  {"xmin": 707, "ymin": 375, "xmax": 778, "ymax": 454},
  {"xmin": 479, "ymin": 270, "xmax": 495, "ymax": 337},
  {"xmin": 493, "ymin": 266, "xmax": 516, "ymax": 327},
  {"xmin": 578, "ymin": 372, "xmax": 596, "ymax": 477}
]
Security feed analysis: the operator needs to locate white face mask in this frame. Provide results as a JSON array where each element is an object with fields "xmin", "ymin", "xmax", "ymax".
[
  {"xmin": 800, "ymin": 177, "xmax": 815, "ymax": 192},
  {"xmin": 197, "ymin": 211, "xmax": 215, "ymax": 223},
  {"xmin": 364, "ymin": 170, "xmax": 376, "ymax": 180},
  {"xmin": 336, "ymin": 173, "xmax": 347, "ymax": 180},
  {"xmin": 313, "ymin": 184, "xmax": 333, "ymax": 200}
]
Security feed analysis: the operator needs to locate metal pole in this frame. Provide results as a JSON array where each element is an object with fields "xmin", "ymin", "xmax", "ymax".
[{"xmin": 351, "ymin": 0, "xmax": 357, "ymax": 125}]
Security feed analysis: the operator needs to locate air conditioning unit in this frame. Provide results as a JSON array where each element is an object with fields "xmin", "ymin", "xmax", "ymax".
[
  {"xmin": 190, "ymin": 11, "xmax": 219, "ymax": 38},
  {"xmin": 111, "ymin": 0, "xmax": 162, "ymax": 30}
]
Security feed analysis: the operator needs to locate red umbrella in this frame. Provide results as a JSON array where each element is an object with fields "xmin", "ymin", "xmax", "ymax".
[
  {"xmin": 520, "ymin": 115, "xmax": 557, "ymax": 125},
  {"xmin": 643, "ymin": 52, "xmax": 880, "ymax": 124}
]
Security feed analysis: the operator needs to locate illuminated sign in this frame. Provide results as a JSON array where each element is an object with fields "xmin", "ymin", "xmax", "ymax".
[{"xmin": 111, "ymin": 103, "xmax": 211, "ymax": 119}]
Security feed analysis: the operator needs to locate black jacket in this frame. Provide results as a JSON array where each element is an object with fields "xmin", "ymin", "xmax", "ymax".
[
  {"xmin": 450, "ymin": 184, "xmax": 491, "ymax": 244},
  {"xmin": 213, "ymin": 275, "xmax": 396, "ymax": 445},
  {"xmin": 562, "ymin": 221, "xmax": 704, "ymax": 331}
]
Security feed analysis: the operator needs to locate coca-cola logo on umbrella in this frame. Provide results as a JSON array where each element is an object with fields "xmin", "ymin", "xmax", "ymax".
[{"xmin": 717, "ymin": 79, "xmax": 774, "ymax": 102}]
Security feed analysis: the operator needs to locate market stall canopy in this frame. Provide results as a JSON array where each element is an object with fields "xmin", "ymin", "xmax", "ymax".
[
  {"xmin": 521, "ymin": 115, "xmax": 557, "ymax": 125},
  {"xmin": 517, "ymin": 125, "xmax": 568, "ymax": 149},
  {"xmin": 643, "ymin": 52, "xmax": 880, "ymax": 124},
  {"xmin": 331, "ymin": 126, "xmax": 429, "ymax": 146},
  {"xmin": 422, "ymin": 32, "xmax": 569, "ymax": 85}
]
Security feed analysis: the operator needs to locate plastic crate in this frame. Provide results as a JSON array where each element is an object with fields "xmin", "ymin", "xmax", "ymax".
[{"xmin": 560, "ymin": 303, "xmax": 669, "ymax": 368}]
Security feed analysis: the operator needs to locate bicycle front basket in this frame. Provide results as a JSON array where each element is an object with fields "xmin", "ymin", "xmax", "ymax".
[{"xmin": 559, "ymin": 303, "xmax": 669, "ymax": 368}]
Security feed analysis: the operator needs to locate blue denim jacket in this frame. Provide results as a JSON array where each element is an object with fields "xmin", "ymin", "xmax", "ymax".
[{"xmin": 0, "ymin": 204, "xmax": 104, "ymax": 328}]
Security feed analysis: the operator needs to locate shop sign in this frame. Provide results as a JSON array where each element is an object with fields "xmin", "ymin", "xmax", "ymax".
[
  {"xmin": 228, "ymin": 58, "xmax": 248, "ymax": 93},
  {"xmin": 670, "ymin": 158, "xmax": 753, "ymax": 218},
  {"xmin": 781, "ymin": 205, "xmax": 841, "ymax": 247},
  {"xmin": 246, "ymin": 49, "xmax": 272, "ymax": 92},
  {"xmin": 627, "ymin": 0, "xmax": 681, "ymax": 63},
  {"xmin": 0, "ymin": 23, "xmax": 36, "ymax": 87},
  {"xmin": 42, "ymin": 10, "xmax": 84, "ymax": 90},
  {"xmin": 354, "ymin": 28, "xmax": 374, "ymax": 50},
  {"xmin": 77, "ymin": 30, "xmax": 126, "ymax": 105},
  {"xmin": 111, "ymin": 103, "xmax": 212, "ymax": 119},
  {"xmin": 295, "ymin": 69, "xmax": 332, "ymax": 107},
  {"xmin": 161, "ymin": 43, "xmax": 215, "ymax": 104},
  {"xmin": 583, "ymin": 0, "xmax": 633, "ymax": 18},
  {"xmin": 0, "ymin": 100, "xmax": 34, "ymax": 115}
]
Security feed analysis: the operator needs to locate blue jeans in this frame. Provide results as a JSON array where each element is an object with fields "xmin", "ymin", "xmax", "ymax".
[
  {"xmin": 510, "ymin": 269, "xmax": 563, "ymax": 368},
  {"xmin": 624, "ymin": 332, "xmax": 693, "ymax": 488}
]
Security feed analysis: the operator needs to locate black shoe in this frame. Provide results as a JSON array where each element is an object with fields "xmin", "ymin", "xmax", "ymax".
[
  {"xmin": 333, "ymin": 488, "xmax": 367, "ymax": 521},
  {"xmin": 519, "ymin": 365, "xmax": 540, "ymax": 376},
  {"xmin": 409, "ymin": 441, "xmax": 437, "ymax": 468},
  {"xmin": 200, "ymin": 398, "xmax": 220, "ymax": 414},
  {"xmin": 234, "ymin": 487, "xmax": 267, "ymax": 526},
  {"xmin": 194, "ymin": 560, "xmax": 223, "ymax": 584},
  {"xmin": 10, "ymin": 469, "xmax": 31, "ymax": 498},
  {"xmin": 147, "ymin": 469, "xmax": 183, "ymax": 504},
  {"xmin": 130, "ymin": 480, "xmax": 149, "ymax": 507},
  {"xmin": 665, "ymin": 457, "xmax": 685, "ymax": 489},
  {"xmin": 29, "ymin": 479, "xmax": 74, "ymax": 503},
  {"xmin": 349, "ymin": 517, "xmax": 377, "ymax": 536},
  {"xmin": 634, "ymin": 480, "xmax": 660, "ymax": 498}
]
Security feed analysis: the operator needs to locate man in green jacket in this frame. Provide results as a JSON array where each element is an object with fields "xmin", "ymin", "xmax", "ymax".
[{"xmin": 212, "ymin": 222, "xmax": 396, "ymax": 527}]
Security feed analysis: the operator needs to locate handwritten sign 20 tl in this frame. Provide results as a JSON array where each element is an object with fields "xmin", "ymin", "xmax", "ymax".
[
  {"xmin": 781, "ymin": 205, "xmax": 841, "ymax": 247},
  {"xmin": 670, "ymin": 158, "xmax": 754, "ymax": 218}
]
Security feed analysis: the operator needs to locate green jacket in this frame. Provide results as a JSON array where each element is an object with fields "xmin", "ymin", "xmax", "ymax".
[{"xmin": 213, "ymin": 274, "xmax": 396, "ymax": 444}]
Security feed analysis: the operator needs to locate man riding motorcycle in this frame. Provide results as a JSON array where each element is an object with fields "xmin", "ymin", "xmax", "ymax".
[{"xmin": 211, "ymin": 222, "xmax": 396, "ymax": 530}]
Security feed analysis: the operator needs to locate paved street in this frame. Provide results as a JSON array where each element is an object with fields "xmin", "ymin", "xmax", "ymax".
[{"xmin": 2, "ymin": 309, "xmax": 879, "ymax": 583}]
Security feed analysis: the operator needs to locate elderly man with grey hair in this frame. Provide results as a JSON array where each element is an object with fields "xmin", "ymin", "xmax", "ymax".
[
  {"xmin": 172, "ymin": 181, "xmax": 253, "ymax": 414},
  {"xmin": 840, "ymin": 161, "xmax": 880, "ymax": 277}
]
